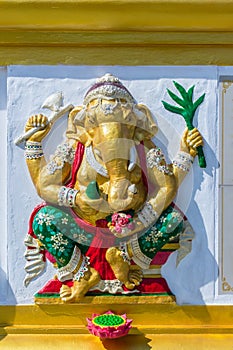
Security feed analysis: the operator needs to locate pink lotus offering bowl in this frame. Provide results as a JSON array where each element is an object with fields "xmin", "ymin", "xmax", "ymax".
[{"xmin": 86, "ymin": 311, "xmax": 132, "ymax": 339}]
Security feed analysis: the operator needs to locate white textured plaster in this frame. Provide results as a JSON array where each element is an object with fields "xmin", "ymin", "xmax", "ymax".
[{"xmin": 0, "ymin": 65, "xmax": 224, "ymax": 304}]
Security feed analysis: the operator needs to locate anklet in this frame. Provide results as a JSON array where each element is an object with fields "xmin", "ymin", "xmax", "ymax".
[
  {"xmin": 119, "ymin": 242, "xmax": 131, "ymax": 264},
  {"xmin": 74, "ymin": 256, "xmax": 90, "ymax": 281},
  {"xmin": 57, "ymin": 246, "xmax": 81, "ymax": 282},
  {"xmin": 129, "ymin": 237, "xmax": 152, "ymax": 269}
]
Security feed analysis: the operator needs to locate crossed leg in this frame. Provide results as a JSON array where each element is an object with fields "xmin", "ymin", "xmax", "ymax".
[
  {"xmin": 60, "ymin": 265, "xmax": 100, "ymax": 303},
  {"xmin": 105, "ymin": 247, "xmax": 143, "ymax": 290}
]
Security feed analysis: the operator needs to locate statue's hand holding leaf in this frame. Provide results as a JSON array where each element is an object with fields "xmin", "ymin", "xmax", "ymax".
[
  {"xmin": 180, "ymin": 127, "xmax": 204, "ymax": 158},
  {"xmin": 162, "ymin": 81, "xmax": 206, "ymax": 168},
  {"xmin": 25, "ymin": 114, "xmax": 52, "ymax": 142}
]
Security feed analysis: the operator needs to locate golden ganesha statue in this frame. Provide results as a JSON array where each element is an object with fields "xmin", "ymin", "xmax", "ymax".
[{"xmin": 22, "ymin": 74, "xmax": 203, "ymax": 302}]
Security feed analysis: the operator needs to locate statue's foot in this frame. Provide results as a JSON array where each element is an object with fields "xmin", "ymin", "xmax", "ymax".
[
  {"xmin": 106, "ymin": 247, "xmax": 143, "ymax": 290},
  {"xmin": 60, "ymin": 266, "xmax": 100, "ymax": 303},
  {"xmin": 129, "ymin": 268, "xmax": 143, "ymax": 287}
]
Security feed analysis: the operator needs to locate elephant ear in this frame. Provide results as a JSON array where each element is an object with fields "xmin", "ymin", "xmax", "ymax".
[
  {"xmin": 134, "ymin": 103, "xmax": 158, "ymax": 142},
  {"xmin": 66, "ymin": 106, "xmax": 91, "ymax": 145}
]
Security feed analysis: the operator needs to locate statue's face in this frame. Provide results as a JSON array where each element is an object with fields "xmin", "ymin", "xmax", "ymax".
[
  {"xmin": 83, "ymin": 99, "xmax": 147, "ymax": 212},
  {"xmin": 85, "ymin": 98, "xmax": 138, "ymax": 141},
  {"xmin": 72, "ymin": 96, "xmax": 157, "ymax": 212}
]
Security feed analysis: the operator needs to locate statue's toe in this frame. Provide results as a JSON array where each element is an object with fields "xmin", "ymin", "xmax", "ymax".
[
  {"xmin": 60, "ymin": 285, "xmax": 72, "ymax": 301},
  {"xmin": 124, "ymin": 281, "xmax": 136, "ymax": 290}
]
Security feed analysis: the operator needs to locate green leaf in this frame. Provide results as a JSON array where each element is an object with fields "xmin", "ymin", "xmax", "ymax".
[
  {"xmin": 193, "ymin": 93, "xmax": 205, "ymax": 112},
  {"xmin": 161, "ymin": 82, "xmax": 206, "ymax": 168},
  {"xmin": 187, "ymin": 85, "xmax": 194, "ymax": 102},
  {"xmin": 173, "ymin": 81, "xmax": 189, "ymax": 101},
  {"xmin": 166, "ymin": 89, "xmax": 187, "ymax": 108},
  {"xmin": 162, "ymin": 101, "xmax": 184, "ymax": 115}
]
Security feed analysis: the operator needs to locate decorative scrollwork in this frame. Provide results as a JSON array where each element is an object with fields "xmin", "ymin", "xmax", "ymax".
[
  {"xmin": 222, "ymin": 277, "xmax": 233, "ymax": 292},
  {"xmin": 222, "ymin": 81, "xmax": 233, "ymax": 94}
]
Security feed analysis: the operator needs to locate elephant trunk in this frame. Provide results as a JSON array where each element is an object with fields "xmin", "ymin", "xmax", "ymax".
[
  {"xmin": 105, "ymin": 159, "xmax": 136, "ymax": 212},
  {"xmin": 96, "ymin": 138, "xmax": 137, "ymax": 212}
]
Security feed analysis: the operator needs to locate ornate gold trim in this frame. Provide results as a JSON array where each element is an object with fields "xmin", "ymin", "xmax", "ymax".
[
  {"xmin": 222, "ymin": 277, "xmax": 233, "ymax": 293},
  {"xmin": 222, "ymin": 81, "xmax": 233, "ymax": 94},
  {"xmin": 220, "ymin": 82, "xmax": 233, "ymax": 293}
]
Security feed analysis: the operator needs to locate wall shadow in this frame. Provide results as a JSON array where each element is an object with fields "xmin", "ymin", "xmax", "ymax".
[{"xmin": 161, "ymin": 132, "xmax": 220, "ymax": 307}]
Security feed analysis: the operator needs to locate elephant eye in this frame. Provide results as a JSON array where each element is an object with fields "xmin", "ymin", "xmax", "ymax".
[
  {"xmin": 88, "ymin": 99, "xmax": 99, "ymax": 109},
  {"xmin": 120, "ymin": 100, "xmax": 131, "ymax": 108}
]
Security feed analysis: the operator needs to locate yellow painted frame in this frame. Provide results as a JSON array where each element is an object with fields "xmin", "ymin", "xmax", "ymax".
[
  {"xmin": 0, "ymin": 0, "xmax": 233, "ymax": 65},
  {"xmin": 1, "ymin": 1, "xmax": 233, "ymax": 348}
]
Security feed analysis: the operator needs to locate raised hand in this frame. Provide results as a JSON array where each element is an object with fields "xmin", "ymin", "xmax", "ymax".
[
  {"xmin": 180, "ymin": 127, "xmax": 204, "ymax": 158},
  {"xmin": 25, "ymin": 114, "xmax": 51, "ymax": 142}
]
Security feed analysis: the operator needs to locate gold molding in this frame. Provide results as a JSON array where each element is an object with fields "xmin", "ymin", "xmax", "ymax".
[
  {"xmin": 1, "ymin": 304, "xmax": 233, "ymax": 329},
  {"xmin": 1, "ymin": 35, "xmax": 233, "ymax": 65},
  {"xmin": 0, "ymin": 0, "xmax": 233, "ymax": 31},
  {"xmin": 1, "ymin": 305, "xmax": 233, "ymax": 349},
  {"xmin": 0, "ymin": 1, "xmax": 233, "ymax": 64},
  {"xmin": 34, "ymin": 294, "xmax": 176, "ymax": 305}
]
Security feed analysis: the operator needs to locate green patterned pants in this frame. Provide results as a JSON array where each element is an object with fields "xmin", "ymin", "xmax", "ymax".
[{"xmin": 32, "ymin": 205, "xmax": 184, "ymax": 267}]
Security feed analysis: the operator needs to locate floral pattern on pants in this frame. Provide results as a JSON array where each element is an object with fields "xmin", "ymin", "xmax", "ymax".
[
  {"xmin": 138, "ymin": 206, "xmax": 184, "ymax": 259},
  {"xmin": 33, "ymin": 206, "xmax": 93, "ymax": 267}
]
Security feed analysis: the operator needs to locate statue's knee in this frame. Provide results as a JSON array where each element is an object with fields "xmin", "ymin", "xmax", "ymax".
[
  {"xmin": 159, "ymin": 206, "xmax": 184, "ymax": 234},
  {"xmin": 32, "ymin": 206, "xmax": 58, "ymax": 237}
]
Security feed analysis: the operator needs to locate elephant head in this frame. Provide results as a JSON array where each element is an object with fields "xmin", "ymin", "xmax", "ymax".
[{"xmin": 67, "ymin": 74, "xmax": 158, "ymax": 213}]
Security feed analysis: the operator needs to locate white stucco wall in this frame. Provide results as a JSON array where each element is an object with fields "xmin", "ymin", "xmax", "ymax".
[{"xmin": 0, "ymin": 65, "xmax": 228, "ymax": 304}]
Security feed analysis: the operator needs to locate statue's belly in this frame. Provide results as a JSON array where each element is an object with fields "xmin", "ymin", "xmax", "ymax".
[{"xmin": 74, "ymin": 158, "xmax": 147, "ymax": 223}]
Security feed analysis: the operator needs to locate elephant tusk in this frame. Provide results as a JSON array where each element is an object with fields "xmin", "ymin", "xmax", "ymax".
[
  {"xmin": 128, "ymin": 146, "xmax": 137, "ymax": 172},
  {"xmin": 133, "ymin": 105, "xmax": 146, "ymax": 120},
  {"xmin": 128, "ymin": 184, "xmax": 137, "ymax": 194}
]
